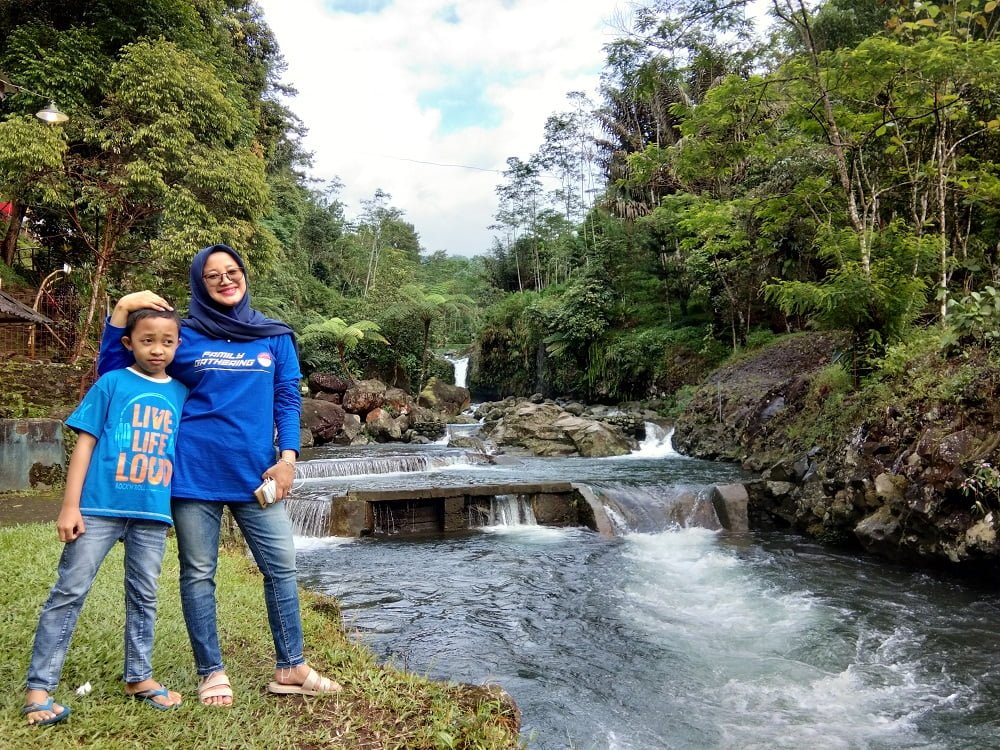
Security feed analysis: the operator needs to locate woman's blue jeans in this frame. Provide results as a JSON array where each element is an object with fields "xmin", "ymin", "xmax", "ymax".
[
  {"xmin": 27, "ymin": 516, "xmax": 167, "ymax": 692},
  {"xmin": 171, "ymin": 498, "xmax": 305, "ymax": 676}
]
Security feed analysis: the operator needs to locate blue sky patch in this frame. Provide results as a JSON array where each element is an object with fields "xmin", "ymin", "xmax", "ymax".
[
  {"xmin": 418, "ymin": 71, "xmax": 507, "ymax": 133},
  {"xmin": 434, "ymin": 4, "xmax": 460, "ymax": 24},
  {"xmin": 326, "ymin": 0, "xmax": 391, "ymax": 14}
]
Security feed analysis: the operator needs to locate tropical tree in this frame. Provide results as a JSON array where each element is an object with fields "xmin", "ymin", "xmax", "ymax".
[
  {"xmin": 0, "ymin": 2, "xmax": 289, "ymax": 360},
  {"xmin": 299, "ymin": 317, "xmax": 388, "ymax": 381},
  {"xmin": 387, "ymin": 284, "xmax": 475, "ymax": 395}
]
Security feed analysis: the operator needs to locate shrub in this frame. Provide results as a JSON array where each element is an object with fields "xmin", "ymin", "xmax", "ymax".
[{"xmin": 943, "ymin": 286, "xmax": 1000, "ymax": 351}]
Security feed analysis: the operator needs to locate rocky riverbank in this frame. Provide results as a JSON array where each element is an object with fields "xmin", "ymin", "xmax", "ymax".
[{"xmin": 673, "ymin": 332, "xmax": 1000, "ymax": 574}]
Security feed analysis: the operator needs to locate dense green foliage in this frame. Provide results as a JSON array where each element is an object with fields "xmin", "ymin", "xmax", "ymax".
[
  {"xmin": 3, "ymin": 0, "xmax": 1000, "ymax": 405},
  {"xmin": 471, "ymin": 0, "xmax": 1000, "ymax": 400}
]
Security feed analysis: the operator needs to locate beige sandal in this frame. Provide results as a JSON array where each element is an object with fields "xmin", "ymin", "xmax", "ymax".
[
  {"xmin": 267, "ymin": 667, "xmax": 342, "ymax": 696},
  {"xmin": 198, "ymin": 672, "xmax": 233, "ymax": 706}
]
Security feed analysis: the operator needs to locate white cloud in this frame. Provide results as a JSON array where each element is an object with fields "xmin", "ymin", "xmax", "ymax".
[{"xmin": 256, "ymin": 0, "xmax": 623, "ymax": 257}]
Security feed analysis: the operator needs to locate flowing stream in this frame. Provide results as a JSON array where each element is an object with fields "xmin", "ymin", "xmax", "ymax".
[{"xmin": 289, "ymin": 425, "xmax": 1000, "ymax": 749}]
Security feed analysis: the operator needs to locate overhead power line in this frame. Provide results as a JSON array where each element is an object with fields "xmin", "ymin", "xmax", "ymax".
[{"xmin": 369, "ymin": 153, "xmax": 503, "ymax": 173}]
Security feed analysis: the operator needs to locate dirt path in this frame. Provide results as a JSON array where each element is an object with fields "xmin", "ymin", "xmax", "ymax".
[{"xmin": 0, "ymin": 495, "xmax": 59, "ymax": 527}]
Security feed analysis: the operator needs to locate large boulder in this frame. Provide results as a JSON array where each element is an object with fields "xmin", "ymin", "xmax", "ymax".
[
  {"xmin": 418, "ymin": 377, "xmax": 471, "ymax": 417},
  {"xmin": 480, "ymin": 401, "xmax": 633, "ymax": 458},
  {"xmin": 301, "ymin": 399, "xmax": 346, "ymax": 445},
  {"xmin": 308, "ymin": 371, "xmax": 350, "ymax": 397},
  {"xmin": 383, "ymin": 387, "xmax": 415, "ymax": 416},
  {"xmin": 551, "ymin": 413, "xmax": 634, "ymax": 457},
  {"xmin": 365, "ymin": 407, "xmax": 406, "ymax": 442},
  {"xmin": 342, "ymin": 379, "xmax": 387, "ymax": 415}
]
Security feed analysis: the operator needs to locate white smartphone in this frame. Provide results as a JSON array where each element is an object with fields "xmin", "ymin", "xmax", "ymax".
[{"xmin": 254, "ymin": 477, "xmax": 277, "ymax": 507}]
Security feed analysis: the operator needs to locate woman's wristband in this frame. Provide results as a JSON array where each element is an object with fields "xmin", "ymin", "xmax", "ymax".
[{"xmin": 277, "ymin": 457, "xmax": 296, "ymax": 469}]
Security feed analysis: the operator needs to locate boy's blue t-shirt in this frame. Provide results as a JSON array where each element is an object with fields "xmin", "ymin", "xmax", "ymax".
[
  {"xmin": 98, "ymin": 322, "xmax": 302, "ymax": 502},
  {"xmin": 66, "ymin": 367, "xmax": 188, "ymax": 525}
]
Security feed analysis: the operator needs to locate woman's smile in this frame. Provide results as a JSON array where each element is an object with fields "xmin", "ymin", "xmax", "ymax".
[{"xmin": 203, "ymin": 250, "xmax": 247, "ymax": 307}]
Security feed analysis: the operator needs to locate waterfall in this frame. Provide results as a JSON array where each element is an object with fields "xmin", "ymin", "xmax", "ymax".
[
  {"xmin": 287, "ymin": 496, "xmax": 332, "ymax": 537},
  {"xmin": 464, "ymin": 494, "xmax": 537, "ymax": 528},
  {"xmin": 631, "ymin": 423, "xmax": 680, "ymax": 458},
  {"xmin": 592, "ymin": 483, "xmax": 721, "ymax": 534},
  {"xmin": 296, "ymin": 452, "xmax": 484, "ymax": 480},
  {"xmin": 446, "ymin": 355, "xmax": 469, "ymax": 388}
]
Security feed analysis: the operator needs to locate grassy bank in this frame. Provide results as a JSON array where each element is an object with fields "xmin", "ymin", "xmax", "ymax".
[{"xmin": 0, "ymin": 524, "xmax": 521, "ymax": 749}]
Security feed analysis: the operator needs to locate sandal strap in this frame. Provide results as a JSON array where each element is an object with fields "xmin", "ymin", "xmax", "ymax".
[
  {"xmin": 22, "ymin": 698, "xmax": 55, "ymax": 714},
  {"xmin": 198, "ymin": 672, "xmax": 233, "ymax": 699},
  {"xmin": 301, "ymin": 668, "xmax": 336, "ymax": 692},
  {"xmin": 131, "ymin": 685, "xmax": 170, "ymax": 700}
]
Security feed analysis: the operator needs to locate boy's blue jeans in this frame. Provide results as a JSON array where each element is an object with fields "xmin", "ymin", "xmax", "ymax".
[
  {"xmin": 27, "ymin": 516, "xmax": 168, "ymax": 692},
  {"xmin": 171, "ymin": 498, "xmax": 305, "ymax": 676}
]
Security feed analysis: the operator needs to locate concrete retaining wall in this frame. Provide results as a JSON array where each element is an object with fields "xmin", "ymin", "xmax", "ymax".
[{"xmin": 0, "ymin": 418, "xmax": 65, "ymax": 491}]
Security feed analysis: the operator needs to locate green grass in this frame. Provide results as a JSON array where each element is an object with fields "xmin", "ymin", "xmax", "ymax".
[{"xmin": 0, "ymin": 524, "xmax": 522, "ymax": 749}]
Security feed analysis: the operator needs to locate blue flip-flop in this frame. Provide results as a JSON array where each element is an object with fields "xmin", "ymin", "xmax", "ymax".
[
  {"xmin": 22, "ymin": 697, "xmax": 71, "ymax": 726},
  {"xmin": 129, "ymin": 685, "xmax": 180, "ymax": 711}
]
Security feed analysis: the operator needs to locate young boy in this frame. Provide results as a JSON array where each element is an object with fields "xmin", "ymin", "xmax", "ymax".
[{"xmin": 23, "ymin": 309, "xmax": 188, "ymax": 726}]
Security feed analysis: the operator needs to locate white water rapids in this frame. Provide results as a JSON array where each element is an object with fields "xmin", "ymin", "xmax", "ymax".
[{"xmin": 288, "ymin": 434, "xmax": 1000, "ymax": 749}]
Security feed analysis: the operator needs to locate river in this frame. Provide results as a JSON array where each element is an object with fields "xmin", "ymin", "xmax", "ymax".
[{"xmin": 286, "ymin": 424, "xmax": 1000, "ymax": 749}]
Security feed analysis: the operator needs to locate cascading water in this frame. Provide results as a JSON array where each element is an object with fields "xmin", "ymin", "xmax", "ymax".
[
  {"xmin": 627, "ymin": 422, "xmax": 679, "ymax": 458},
  {"xmin": 295, "ymin": 452, "xmax": 481, "ymax": 480},
  {"xmin": 289, "ymin": 441, "xmax": 1000, "ymax": 749},
  {"xmin": 593, "ymin": 483, "xmax": 721, "ymax": 533},
  {"xmin": 487, "ymin": 494, "xmax": 537, "ymax": 526},
  {"xmin": 445, "ymin": 354, "xmax": 469, "ymax": 388},
  {"xmin": 285, "ymin": 496, "xmax": 333, "ymax": 537}
]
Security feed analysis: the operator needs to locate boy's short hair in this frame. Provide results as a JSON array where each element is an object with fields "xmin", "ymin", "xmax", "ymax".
[{"xmin": 125, "ymin": 308, "xmax": 182, "ymax": 337}]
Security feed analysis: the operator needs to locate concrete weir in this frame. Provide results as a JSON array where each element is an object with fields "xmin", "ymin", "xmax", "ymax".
[{"xmin": 328, "ymin": 482, "xmax": 749, "ymax": 538}]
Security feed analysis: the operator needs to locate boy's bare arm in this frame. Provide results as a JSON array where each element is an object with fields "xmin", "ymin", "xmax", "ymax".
[{"xmin": 58, "ymin": 433, "xmax": 97, "ymax": 542}]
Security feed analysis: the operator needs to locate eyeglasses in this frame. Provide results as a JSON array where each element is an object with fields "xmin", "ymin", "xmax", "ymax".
[{"xmin": 202, "ymin": 268, "xmax": 245, "ymax": 285}]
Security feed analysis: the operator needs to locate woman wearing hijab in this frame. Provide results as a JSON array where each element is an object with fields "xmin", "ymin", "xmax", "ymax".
[{"xmin": 98, "ymin": 244, "xmax": 341, "ymax": 706}]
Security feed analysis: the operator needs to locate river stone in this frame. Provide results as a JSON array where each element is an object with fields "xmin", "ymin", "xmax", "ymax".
[
  {"xmin": 937, "ymin": 430, "xmax": 976, "ymax": 465},
  {"xmin": 765, "ymin": 480, "xmax": 796, "ymax": 498},
  {"xmin": 341, "ymin": 413, "xmax": 363, "ymax": 442},
  {"xmin": 874, "ymin": 472, "xmax": 907, "ymax": 502},
  {"xmin": 299, "ymin": 426, "xmax": 314, "ymax": 449},
  {"xmin": 301, "ymin": 399, "xmax": 346, "ymax": 445},
  {"xmin": 448, "ymin": 435, "xmax": 490, "ymax": 453},
  {"xmin": 854, "ymin": 506, "xmax": 902, "ymax": 557},
  {"xmin": 711, "ymin": 484, "xmax": 749, "ymax": 532},
  {"xmin": 342, "ymin": 378, "xmax": 387, "ymax": 414},
  {"xmin": 963, "ymin": 516, "xmax": 998, "ymax": 553}
]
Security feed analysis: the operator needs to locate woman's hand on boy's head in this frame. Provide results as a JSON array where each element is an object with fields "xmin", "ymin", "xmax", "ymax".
[
  {"xmin": 111, "ymin": 291, "xmax": 173, "ymax": 327},
  {"xmin": 56, "ymin": 508, "xmax": 86, "ymax": 543}
]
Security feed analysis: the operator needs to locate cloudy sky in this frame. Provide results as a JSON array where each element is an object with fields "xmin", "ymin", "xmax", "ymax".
[{"xmin": 256, "ymin": 0, "xmax": 625, "ymax": 257}]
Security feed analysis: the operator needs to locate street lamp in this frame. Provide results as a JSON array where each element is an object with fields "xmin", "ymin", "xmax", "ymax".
[
  {"xmin": 0, "ymin": 76, "xmax": 70, "ymax": 124},
  {"xmin": 35, "ymin": 100, "xmax": 69, "ymax": 124}
]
